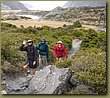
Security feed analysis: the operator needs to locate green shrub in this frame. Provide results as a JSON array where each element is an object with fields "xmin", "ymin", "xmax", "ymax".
[
  {"xmin": 81, "ymin": 29, "xmax": 106, "ymax": 51},
  {"xmin": 74, "ymin": 20, "xmax": 82, "ymax": 28},
  {"xmin": 1, "ymin": 22, "xmax": 17, "ymax": 28},
  {"xmin": 55, "ymin": 48, "xmax": 106, "ymax": 94},
  {"xmin": 71, "ymin": 48, "xmax": 106, "ymax": 94},
  {"xmin": 1, "ymin": 22, "xmax": 106, "ymax": 93},
  {"xmin": 55, "ymin": 58, "xmax": 73, "ymax": 68},
  {"xmin": 7, "ymin": 17, "xmax": 19, "ymax": 20},
  {"xmin": 20, "ymin": 16, "xmax": 31, "ymax": 19},
  {"xmin": 1, "ymin": 22, "xmax": 17, "ymax": 33}
]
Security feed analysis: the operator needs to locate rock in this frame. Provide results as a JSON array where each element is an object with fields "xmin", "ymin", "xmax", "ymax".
[
  {"xmin": 1, "ymin": 90, "xmax": 7, "ymax": 94},
  {"xmin": 28, "ymin": 65, "xmax": 71, "ymax": 94},
  {"xmin": 70, "ymin": 77, "xmax": 78, "ymax": 86},
  {"xmin": 71, "ymin": 85, "xmax": 94, "ymax": 94},
  {"xmin": 1, "ymin": 80, "xmax": 7, "ymax": 90}
]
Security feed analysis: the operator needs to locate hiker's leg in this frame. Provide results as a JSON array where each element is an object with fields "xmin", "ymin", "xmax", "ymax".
[
  {"xmin": 23, "ymin": 64, "xmax": 29, "ymax": 76},
  {"xmin": 39, "ymin": 55, "xmax": 43, "ymax": 69},
  {"xmin": 41, "ymin": 56, "xmax": 46, "ymax": 67},
  {"xmin": 39, "ymin": 55, "xmax": 42, "ymax": 69},
  {"xmin": 40, "ymin": 55, "xmax": 44, "ymax": 69},
  {"xmin": 44, "ymin": 56, "xmax": 48, "ymax": 66},
  {"xmin": 23, "ymin": 59, "xmax": 29, "ymax": 72},
  {"xmin": 32, "ymin": 68, "xmax": 36, "ymax": 76}
]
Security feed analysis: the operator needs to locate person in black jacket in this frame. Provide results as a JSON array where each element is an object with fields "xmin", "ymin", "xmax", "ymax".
[{"xmin": 20, "ymin": 39, "xmax": 39, "ymax": 76}]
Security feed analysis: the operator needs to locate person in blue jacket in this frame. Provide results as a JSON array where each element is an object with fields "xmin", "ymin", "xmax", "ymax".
[{"xmin": 36, "ymin": 37, "xmax": 49, "ymax": 69}]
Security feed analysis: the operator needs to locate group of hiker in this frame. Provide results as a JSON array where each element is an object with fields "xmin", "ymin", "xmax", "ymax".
[{"xmin": 20, "ymin": 37, "xmax": 68, "ymax": 76}]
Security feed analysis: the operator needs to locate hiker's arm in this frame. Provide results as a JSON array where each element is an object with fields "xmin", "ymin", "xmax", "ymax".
[
  {"xmin": 33, "ymin": 48, "xmax": 37, "ymax": 66},
  {"xmin": 34, "ymin": 47, "xmax": 37, "ymax": 60},
  {"xmin": 53, "ymin": 46, "xmax": 57, "ymax": 57},
  {"xmin": 46, "ymin": 45, "xmax": 49, "ymax": 58},
  {"xmin": 34, "ymin": 46, "xmax": 39, "ymax": 65},
  {"xmin": 20, "ymin": 40, "xmax": 27, "ymax": 51},
  {"xmin": 64, "ymin": 47, "xmax": 68, "ymax": 58},
  {"xmin": 36, "ymin": 43, "xmax": 40, "ymax": 50}
]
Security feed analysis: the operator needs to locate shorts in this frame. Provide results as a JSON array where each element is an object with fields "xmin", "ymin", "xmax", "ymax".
[{"xmin": 25, "ymin": 59, "xmax": 38, "ymax": 69}]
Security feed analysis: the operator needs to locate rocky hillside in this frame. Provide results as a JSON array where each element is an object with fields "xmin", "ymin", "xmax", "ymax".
[
  {"xmin": 1, "ymin": 3, "xmax": 11, "ymax": 10},
  {"xmin": 45, "ymin": 6, "xmax": 67, "ymax": 16},
  {"xmin": 44, "ymin": 6, "xmax": 106, "ymax": 27},
  {"xmin": 1, "ymin": 1, "xmax": 28, "ymax": 10},
  {"xmin": 63, "ymin": 1, "xmax": 106, "ymax": 8}
]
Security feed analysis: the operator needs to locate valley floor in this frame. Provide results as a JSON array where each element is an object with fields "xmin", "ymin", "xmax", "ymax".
[
  {"xmin": 2, "ymin": 19, "xmax": 106, "ymax": 32},
  {"xmin": 1, "ymin": 19, "xmax": 72, "ymax": 28}
]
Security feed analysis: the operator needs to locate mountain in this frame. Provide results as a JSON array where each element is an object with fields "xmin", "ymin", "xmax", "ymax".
[
  {"xmin": 21, "ymin": 3, "xmax": 33, "ymax": 9},
  {"xmin": 1, "ymin": 3, "xmax": 11, "ymax": 10},
  {"xmin": 63, "ymin": 1, "xmax": 106, "ymax": 8},
  {"xmin": 1, "ymin": 1, "xmax": 28, "ymax": 10},
  {"xmin": 44, "ymin": 5, "xmax": 106, "ymax": 30},
  {"xmin": 45, "ymin": 6, "xmax": 66, "ymax": 16}
]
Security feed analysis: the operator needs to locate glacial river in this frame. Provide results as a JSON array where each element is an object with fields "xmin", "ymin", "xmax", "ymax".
[{"xmin": 17, "ymin": 15, "xmax": 41, "ymax": 20}]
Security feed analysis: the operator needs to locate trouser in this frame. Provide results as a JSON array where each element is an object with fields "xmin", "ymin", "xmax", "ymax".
[{"xmin": 39, "ymin": 55, "xmax": 48, "ymax": 69}]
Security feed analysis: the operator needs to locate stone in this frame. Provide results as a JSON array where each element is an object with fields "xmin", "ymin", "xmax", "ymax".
[
  {"xmin": 1, "ymin": 90, "xmax": 7, "ymax": 94},
  {"xmin": 28, "ymin": 65, "xmax": 71, "ymax": 94},
  {"xmin": 72, "ymin": 85, "xmax": 94, "ymax": 94},
  {"xmin": 70, "ymin": 77, "xmax": 78, "ymax": 86}
]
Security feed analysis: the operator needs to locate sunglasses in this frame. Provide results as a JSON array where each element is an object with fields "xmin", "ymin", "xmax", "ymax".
[{"xmin": 27, "ymin": 42, "xmax": 32, "ymax": 43}]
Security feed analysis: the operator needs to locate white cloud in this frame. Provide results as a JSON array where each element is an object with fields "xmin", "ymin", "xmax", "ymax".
[{"xmin": 19, "ymin": 1, "xmax": 68, "ymax": 10}]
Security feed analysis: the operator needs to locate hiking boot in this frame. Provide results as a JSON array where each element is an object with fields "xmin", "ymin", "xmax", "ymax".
[{"xmin": 26, "ymin": 70, "xmax": 30, "ymax": 76}]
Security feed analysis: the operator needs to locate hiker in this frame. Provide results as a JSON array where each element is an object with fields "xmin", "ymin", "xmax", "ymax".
[
  {"xmin": 20, "ymin": 39, "xmax": 39, "ymax": 76},
  {"xmin": 53, "ymin": 41, "xmax": 68, "ymax": 61},
  {"xmin": 36, "ymin": 37, "xmax": 49, "ymax": 69}
]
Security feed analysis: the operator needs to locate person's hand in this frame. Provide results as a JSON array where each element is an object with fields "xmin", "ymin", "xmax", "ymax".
[
  {"xmin": 23, "ymin": 64, "xmax": 28, "ymax": 69},
  {"xmin": 23, "ymin": 40, "xmax": 26, "ymax": 45},
  {"xmin": 33, "ymin": 61, "xmax": 36, "ymax": 65}
]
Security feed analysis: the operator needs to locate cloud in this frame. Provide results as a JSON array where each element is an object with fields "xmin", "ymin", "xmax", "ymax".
[{"xmin": 19, "ymin": 1, "xmax": 68, "ymax": 10}]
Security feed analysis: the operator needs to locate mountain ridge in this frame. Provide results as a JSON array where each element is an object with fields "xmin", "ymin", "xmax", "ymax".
[
  {"xmin": 1, "ymin": 1, "xmax": 28, "ymax": 10},
  {"xmin": 63, "ymin": 1, "xmax": 106, "ymax": 8}
]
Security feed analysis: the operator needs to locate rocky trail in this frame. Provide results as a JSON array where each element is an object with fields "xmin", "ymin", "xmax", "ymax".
[
  {"xmin": 1, "ymin": 65, "xmax": 72, "ymax": 94},
  {"xmin": 1, "ymin": 65, "xmax": 94, "ymax": 94}
]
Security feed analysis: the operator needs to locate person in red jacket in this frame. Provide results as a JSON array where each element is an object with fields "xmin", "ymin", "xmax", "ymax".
[{"xmin": 54, "ymin": 41, "xmax": 68, "ymax": 61}]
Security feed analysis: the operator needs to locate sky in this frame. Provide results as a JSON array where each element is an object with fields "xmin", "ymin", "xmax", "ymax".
[{"xmin": 19, "ymin": 1, "xmax": 68, "ymax": 11}]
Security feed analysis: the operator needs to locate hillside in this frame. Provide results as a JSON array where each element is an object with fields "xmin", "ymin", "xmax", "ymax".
[
  {"xmin": 63, "ymin": 1, "xmax": 106, "ymax": 8},
  {"xmin": 1, "ymin": 1, "xmax": 28, "ymax": 10},
  {"xmin": 1, "ymin": 22, "xmax": 106, "ymax": 94},
  {"xmin": 1, "ymin": 3, "xmax": 11, "ymax": 10},
  {"xmin": 44, "ymin": 6, "xmax": 106, "ymax": 30},
  {"xmin": 45, "ymin": 6, "xmax": 66, "ymax": 16}
]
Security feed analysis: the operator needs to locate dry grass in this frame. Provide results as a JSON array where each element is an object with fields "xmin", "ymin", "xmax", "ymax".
[
  {"xmin": 1, "ymin": 19, "xmax": 73, "ymax": 28},
  {"xmin": 1, "ymin": 18, "xmax": 97, "ymax": 30}
]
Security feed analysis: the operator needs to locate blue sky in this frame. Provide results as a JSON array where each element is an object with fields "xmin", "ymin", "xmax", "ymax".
[{"xmin": 19, "ymin": 1, "xmax": 68, "ymax": 10}]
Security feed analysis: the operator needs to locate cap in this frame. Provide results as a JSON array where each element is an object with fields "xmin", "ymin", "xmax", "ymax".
[
  {"xmin": 41, "ymin": 37, "xmax": 46, "ymax": 42},
  {"xmin": 57, "ymin": 41, "xmax": 63, "ymax": 44},
  {"xmin": 27, "ymin": 39, "xmax": 33, "ymax": 43}
]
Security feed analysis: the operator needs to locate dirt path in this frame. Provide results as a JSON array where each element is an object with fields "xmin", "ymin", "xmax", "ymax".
[{"xmin": 1, "ymin": 19, "xmax": 73, "ymax": 28}]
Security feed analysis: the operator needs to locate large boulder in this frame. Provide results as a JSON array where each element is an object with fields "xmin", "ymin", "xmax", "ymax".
[{"xmin": 28, "ymin": 65, "xmax": 71, "ymax": 94}]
